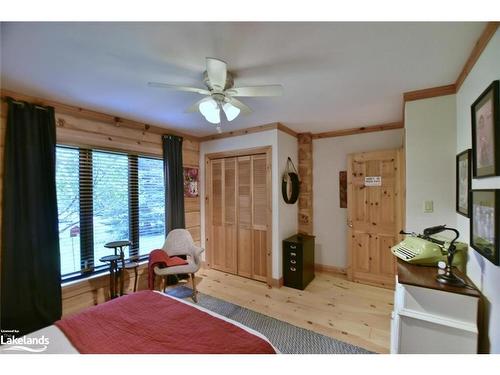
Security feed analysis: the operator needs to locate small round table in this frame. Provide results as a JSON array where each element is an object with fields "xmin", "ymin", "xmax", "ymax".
[
  {"xmin": 99, "ymin": 254, "xmax": 121, "ymax": 299},
  {"xmin": 104, "ymin": 240, "xmax": 132, "ymax": 297}
]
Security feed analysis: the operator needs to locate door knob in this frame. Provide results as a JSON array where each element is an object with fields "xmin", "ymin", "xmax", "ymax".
[{"xmin": 347, "ymin": 220, "xmax": 353, "ymax": 228}]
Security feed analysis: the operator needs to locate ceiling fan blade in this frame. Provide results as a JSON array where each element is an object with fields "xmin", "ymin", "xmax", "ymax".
[
  {"xmin": 226, "ymin": 85, "xmax": 283, "ymax": 97},
  {"xmin": 229, "ymin": 98, "xmax": 252, "ymax": 115},
  {"xmin": 148, "ymin": 82, "xmax": 210, "ymax": 95},
  {"xmin": 206, "ymin": 57, "xmax": 227, "ymax": 91},
  {"xmin": 185, "ymin": 97, "xmax": 212, "ymax": 113}
]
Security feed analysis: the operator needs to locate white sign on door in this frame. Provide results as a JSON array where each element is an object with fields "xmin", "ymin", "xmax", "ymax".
[{"xmin": 364, "ymin": 176, "xmax": 382, "ymax": 187}]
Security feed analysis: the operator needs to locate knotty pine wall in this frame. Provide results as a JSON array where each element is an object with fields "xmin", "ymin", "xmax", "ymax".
[
  {"xmin": 0, "ymin": 101, "xmax": 201, "ymax": 316},
  {"xmin": 297, "ymin": 133, "xmax": 313, "ymax": 235}
]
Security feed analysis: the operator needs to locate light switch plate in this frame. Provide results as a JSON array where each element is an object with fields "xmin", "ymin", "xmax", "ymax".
[{"xmin": 424, "ymin": 200, "xmax": 434, "ymax": 213}]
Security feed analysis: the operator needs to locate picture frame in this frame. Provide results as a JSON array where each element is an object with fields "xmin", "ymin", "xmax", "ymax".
[
  {"xmin": 470, "ymin": 189, "xmax": 500, "ymax": 265},
  {"xmin": 456, "ymin": 149, "xmax": 471, "ymax": 217},
  {"xmin": 183, "ymin": 167, "xmax": 199, "ymax": 197},
  {"xmin": 339, "ymin": 171, "xmax": 347, "ymax": 208},
  {"xmin": 471, "ymin": 80, "xmax": 499, "ymax": 178}
]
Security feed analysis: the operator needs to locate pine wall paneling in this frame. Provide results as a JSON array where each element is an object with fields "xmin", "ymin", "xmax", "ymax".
[{"xmin": 298, "ymin": 133, "xmax": 313, "ymax": 235}]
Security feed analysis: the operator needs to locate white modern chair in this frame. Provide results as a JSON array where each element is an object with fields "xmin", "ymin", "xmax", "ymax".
[{"xmin": 153, "ymin": 229, "xmax": 205, "ymax": 302}]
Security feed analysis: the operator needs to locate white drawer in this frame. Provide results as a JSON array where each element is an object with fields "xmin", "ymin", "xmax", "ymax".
[{"xmin": 399, "ymin": 315, "xmax": 477, "ymax": 354}]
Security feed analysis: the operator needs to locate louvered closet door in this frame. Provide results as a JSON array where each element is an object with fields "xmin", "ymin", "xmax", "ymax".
[
  {"xmin": 251, "ymin": 154, "xmax": 268, "ymax": 281},
  {"xmin": 223, "ymin": 158, "xmax": 237, "ymax": 274},
  {"xmin": 210, "ymin": 159, "xmax": 225, "ymax": 271},
  {"xmin": 209, "ymin": 153, "xmax": 269, "ymax": 282},
  {"xmin": 210, "ymin": 158, "xmax": 237, "ymax": 273},
  {"xmin": 237, "ymin": 156, "xmax": 253, "ymax": 278}
]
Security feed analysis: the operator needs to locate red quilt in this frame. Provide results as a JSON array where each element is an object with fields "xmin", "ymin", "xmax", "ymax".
[{"xmin": 55, "ymin": 290, "xmax": 276, "ymax": 354}]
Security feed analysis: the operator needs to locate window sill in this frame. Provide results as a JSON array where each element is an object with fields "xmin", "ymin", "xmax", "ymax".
[{"xmin": 61, "ymin": 259, "xmax": 149, "ymax": 288}]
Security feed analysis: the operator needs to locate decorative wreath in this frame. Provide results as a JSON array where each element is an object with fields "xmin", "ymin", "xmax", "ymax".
[{"xmin": 282, "ymin": 157, "xmax": 300, "ymax": 204}]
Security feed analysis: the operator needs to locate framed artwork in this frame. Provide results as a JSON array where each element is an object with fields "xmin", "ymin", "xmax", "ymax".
[
  {"xmin": 183, "ymin": 167, "xmax": 199, "ymax": 197},
  {"xmin": 471, "ymin": 80, "xmax": 499, "ymax": 178},
  {"xmin": 470, "ymin": 190, "xmax": 500, "ymax": 265},
  {"xmin": 339, "ymin": 171, "xmax": 347, "ymax": 208},
  {"xmin": 456, "ymin": 149, "xmax": 471, "ymax": 217}
]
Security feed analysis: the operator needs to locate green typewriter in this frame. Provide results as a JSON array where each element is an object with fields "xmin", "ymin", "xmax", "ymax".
[{"xmin": 391, "ymin": 228, "xmax": 467, "ymax": 272}]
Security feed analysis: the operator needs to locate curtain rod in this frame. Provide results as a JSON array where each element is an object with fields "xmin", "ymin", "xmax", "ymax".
[{"xmin": 2, "ymin": 97, "xmax": 48, "ymax": 111}]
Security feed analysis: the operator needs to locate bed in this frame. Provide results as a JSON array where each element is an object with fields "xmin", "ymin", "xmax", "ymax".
[{"xmin": 0, "ymin": 290, "xmax": 277, "ymax": 354}]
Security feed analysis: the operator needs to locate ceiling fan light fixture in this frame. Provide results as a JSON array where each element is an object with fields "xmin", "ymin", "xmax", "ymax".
[
  {"xmin": 199, "ymin": 98, "xmax": 220, "ymax": 124},
  {"xmin": 222, "ymin": 102, "xmax": 240, "ymax": 121}
]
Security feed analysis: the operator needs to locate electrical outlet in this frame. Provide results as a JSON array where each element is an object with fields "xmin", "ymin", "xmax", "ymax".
[{"xmin": 424, "ymin": 200, "xmax": 433, "ymax": 213}]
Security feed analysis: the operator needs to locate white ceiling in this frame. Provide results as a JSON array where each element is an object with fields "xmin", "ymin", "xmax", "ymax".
[{"xmin": 0, "ymin": 22, "xmax": 485, "ymax": 136}]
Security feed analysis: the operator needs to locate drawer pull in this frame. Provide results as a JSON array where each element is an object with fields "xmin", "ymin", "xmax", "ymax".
[
  {"xmin": 290, "ymin": 260, "xmax": 296, "ymax": 264},
  {"xmin": 290, "ymin": 252, "xmax": 296, "ymax": 257},
  {"xmin": 290, "ymin": 245, "xmax": 297, "ymax": 249},
  {"xmin": 290, "ymin": 267, "xmax": 296, "ymax": 272}
]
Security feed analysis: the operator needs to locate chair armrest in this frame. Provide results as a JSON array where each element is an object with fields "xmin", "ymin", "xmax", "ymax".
[
  {"xmin": 190, "ymin": 245, "xmax": 205, "ymax": 256},
  {"xmin": 189, "ymin": 245, "xmax": 205, "ymax": 266}
]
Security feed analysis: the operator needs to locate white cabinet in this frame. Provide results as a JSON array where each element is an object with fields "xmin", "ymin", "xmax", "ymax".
[{"xmin": 391, "ymin": 262, "xmax": 481, "ymax": 354}]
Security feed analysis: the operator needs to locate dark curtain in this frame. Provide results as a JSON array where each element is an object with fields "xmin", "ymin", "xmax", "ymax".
[
  {"xmin": 1, "ymin": 99, "xmax": 62, "ymax": 338},
  {"xmin": 163, "ymin": 134, "xmax": 185, "ymax": 233}
]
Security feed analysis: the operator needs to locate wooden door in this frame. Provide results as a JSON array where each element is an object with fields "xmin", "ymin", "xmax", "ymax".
[
  {"xmin": 251, "ymin": 154, "xmax": 269, "ymax": 281},
  {"xmin": 237, "ymin": 154, "xmax": 268, "ymax": 281},
  {"xmin": 210, "ymin": 158, "xmax": 237, "ymax": 273},
  {"xmin": 237, "ymin": 156, "xmax": 253, "ymax": 278},
  {"xmin": 347, "ymin": 149, "xmax": 403, "ymax": 288}
]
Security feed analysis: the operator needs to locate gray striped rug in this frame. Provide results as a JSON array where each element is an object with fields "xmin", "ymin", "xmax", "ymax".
[{"xmin": 166, "ymin": 286, "xmax": 372, "ymax": 354}]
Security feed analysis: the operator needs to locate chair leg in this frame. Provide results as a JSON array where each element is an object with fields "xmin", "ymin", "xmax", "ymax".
[
  {"xmin": 161, "ymin": 276, "xmax": 166, "ymax": 292},
  {"xmin": 191, "ymin": 273, "xmax": 198, "ymax": 303},
  {"xmin": 133, "ymin": 266, "xmax": 138, "ymax": 293}
]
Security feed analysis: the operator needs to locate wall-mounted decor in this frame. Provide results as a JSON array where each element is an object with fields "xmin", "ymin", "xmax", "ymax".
[
  {"xmin": 470, "ymin": 189, "xmax": 499, "ymax": 265},
  {"xmin": 282, "ymin": 157, "xmax": 299, "ymax": 204},
  {"xmin": 456, "ymin": 149, "xmax": 471, "ymax": 217},
  {"xmin": 183, "ymin": 167, "xmax": 199, "ymax": 197},
  {"xmin": 339, "ymin": 171, "xmax": 347, "ymax": 208},
  {"xmin": 471, "ymin": 80, "xmax": 499, "ymax": 178}
]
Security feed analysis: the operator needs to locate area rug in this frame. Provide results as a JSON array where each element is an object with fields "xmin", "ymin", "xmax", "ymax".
[{"xmin": 165, "ymin": 286, "xmax": 372, "ymax": 354}]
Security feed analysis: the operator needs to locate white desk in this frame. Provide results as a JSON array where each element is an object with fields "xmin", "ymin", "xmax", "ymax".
[{"xmin": 391, "ymin": 260, "xmax": 481, "ymax": 354}]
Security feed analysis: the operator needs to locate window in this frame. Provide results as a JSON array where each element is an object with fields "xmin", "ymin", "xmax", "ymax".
[{"xmin": 55, "ymin": 146, "xmax": 165, "ymax": 280}]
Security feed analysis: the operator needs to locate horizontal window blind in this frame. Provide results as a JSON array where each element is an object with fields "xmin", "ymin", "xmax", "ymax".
[
  {"xmin": 92, "ymin": 151, "xmax": 130, "ymax": 267},
  {"xmin": 138, "ymin": 157, "xmax": 165, "ymax": 255},
  {"xmin": 55, "ymin": 146, "xmax": 166, "ymax": 280},
  {"xmin": 56, "ymin": 147, "xmax": 81, "ymax": 277}
]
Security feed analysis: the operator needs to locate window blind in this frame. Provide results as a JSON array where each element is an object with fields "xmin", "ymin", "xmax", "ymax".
[
  {"xmin": 56, "ymin": 147, "xmax": 82, "ymax": 277},
  {"xmin": 92, "ymin": 151, "xmax": 130, "ymax": 267},
  {"xmin": 55, "ymin": 146, "xmax": 166, "ymax": 280},
  {"xmin": 138, "ymin": 157, "xmax": 166, "ymax": 255}
]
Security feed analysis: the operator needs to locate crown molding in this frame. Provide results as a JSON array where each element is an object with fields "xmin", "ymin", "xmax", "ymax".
[
  {"xmin": 403, "ymin": 22, "xmax": 499, "ymax": 103},
  {"xmin": 403, "ymin": 84, "xmax": 456, "ymax": 102},
  {"xmin": 198, "ymin": 122, "xmax": 298, "ymax": 142},
  {"xmin": 455, "ymin": 21, "xmax": 499, "ymax": 91},
  {"xmin": 312, "ymin": 121, "xmax": 403, "ymax": 139}
]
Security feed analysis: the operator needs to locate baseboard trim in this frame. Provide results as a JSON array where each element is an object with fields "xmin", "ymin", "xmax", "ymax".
[
  {"xmin": 270, "ymin": 277, "xmax": 283, "ymax": 288},
  {"xmin": 315, "ymin": 263, "xmax": 347, "ymax": 275}
]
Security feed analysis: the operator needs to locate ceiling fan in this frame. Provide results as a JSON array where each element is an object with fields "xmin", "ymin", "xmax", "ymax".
[{"xmin": 148, "ymin": 57, "xmax": 283, "ymax": 132}]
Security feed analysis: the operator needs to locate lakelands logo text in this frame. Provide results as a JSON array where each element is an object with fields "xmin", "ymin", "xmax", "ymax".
[{"xmin": 1, "ymin": 330, "xmax": 49, "ymax": 353}]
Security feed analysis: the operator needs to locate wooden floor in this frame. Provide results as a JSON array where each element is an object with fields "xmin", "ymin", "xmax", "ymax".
[{"xmin": 189, "ymin": 268, "xmax": 395, "ymax": 353}]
